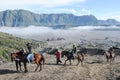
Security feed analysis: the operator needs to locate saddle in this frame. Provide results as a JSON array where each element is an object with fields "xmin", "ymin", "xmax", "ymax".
[{"xmin": 24, "ymin": 53, "xmax": 34, "ymax": 63}]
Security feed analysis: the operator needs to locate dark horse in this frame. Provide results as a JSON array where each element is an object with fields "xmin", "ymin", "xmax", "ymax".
[
  {"xmin": 11, "ymin": 49, "xmax": 45, "ymax": 72},
  {"xmin": 11, "ymin": 53, "xmax": 22, "ymax": 71},
  {"xmin": 104, "ymin": 47, "xmax": 116, "ymax": 64},
  {"xmin": 61, "ymin": 50, "xmax": 84, "ymax": 66},
  {"xmin": 11, "ymin": 49, "xmax": 28, "ymax": 72}
]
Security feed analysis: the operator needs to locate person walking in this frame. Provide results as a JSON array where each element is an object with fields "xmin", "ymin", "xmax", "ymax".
[{"xmin": 55, "ymin": 49, "xmax": 62, "ymax": 65}]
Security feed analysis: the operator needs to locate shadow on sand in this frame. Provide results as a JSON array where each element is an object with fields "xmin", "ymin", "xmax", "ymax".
[
  {"xmin": 86, "ymin": 60, "xmax": 103, "ymax": 64},
  {"xmin": 45, "ymin": 63, "xmax": 63, "ymax": 66},
  {"xmin": 0, "ymin": 69, "xmax": 18, "ymax": 75}
]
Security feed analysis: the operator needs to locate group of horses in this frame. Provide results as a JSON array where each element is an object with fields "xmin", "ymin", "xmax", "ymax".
[{"xmin": 11, "ymin": 47, "xmax": 116, "ymax": 73}]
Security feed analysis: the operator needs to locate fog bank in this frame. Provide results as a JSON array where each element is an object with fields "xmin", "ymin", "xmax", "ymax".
[{"xmin": 0, "ymin": 26, "xmax": 120, "ymax": 42}]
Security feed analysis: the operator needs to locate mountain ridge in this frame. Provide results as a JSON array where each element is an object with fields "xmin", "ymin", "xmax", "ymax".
[{"xmin": 0, "ymin": 9, "xmax": 120, "ymax": 27}]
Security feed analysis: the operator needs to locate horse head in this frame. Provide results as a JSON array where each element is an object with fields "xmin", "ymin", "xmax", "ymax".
[
  {"xmin": 11, "ymin": 49, "xmax": 26, "ymax": 62},
  {"xmin": 61, "ymin": 50, "xmax": 68, "ymax": 57},
  {"xmin": 19, "ymin": 48, "xmax": 25, "ymax": 54},
  {"xmin": 11, "ymin": 52, "xmax": 19, "ymax": 62},
  {"xmin": 61, "ymin": 51, "xmax": 65, "ymax": 58}
]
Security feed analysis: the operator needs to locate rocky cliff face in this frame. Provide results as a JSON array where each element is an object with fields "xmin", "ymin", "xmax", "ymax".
[{"xmin": 0, "ymin": 9, "xmax": 120, "ymax": 27}]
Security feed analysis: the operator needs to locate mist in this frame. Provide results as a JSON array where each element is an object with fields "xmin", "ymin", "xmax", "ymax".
[{"xmin": 0, "ymin": 26, "xmax": 120, "ymax": 42}]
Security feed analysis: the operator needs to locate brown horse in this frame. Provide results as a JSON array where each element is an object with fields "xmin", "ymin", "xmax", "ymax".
[
  {"xmin": 104, "ymin": 50, "xmax": 115, "ymax": 64},
  {"xmin": 76, "ymin": 52, "xmax": 85, "ymax": 66},
  {"xmin": 11, "ymin": 50, "xmax": 45, "ymax": 72},
  {"xmin": 61, "ymin": 50, "xmax": 84, "ymax": 66},
  {"xmin": 33, "ymin": 52, "xmax": 45, "ymax": 72}
]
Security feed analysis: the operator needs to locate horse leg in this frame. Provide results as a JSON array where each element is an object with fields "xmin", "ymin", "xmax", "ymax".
[
  {"xmin": 112, "ymin": 57, "xmax": 115, "ymax": 63},
  {"xmin": 34, "ymin": 64, "xmax": 39, "ymax": 72},
  {"xmin": 64, "ymin": 59, "xmax": 68, "ymax": 65},
  {"xmin": 76, "ymin": 58, "xmax": 80, "ymax": 66},
  {"xmin": 110, "ymin": 58, "xmax": 114, "ymax": 64},
  {"xmin": 15, "ymin": 60, "xmax": 19, "ymax": 71},
  {"xmin": 39, "ymin": 63, "xmax": 42, "ymax": 72},
  {"xmin": 109, "ymin": 58, "xmax": 111, "ymax": 64},
  {"xmin": 81, "ymin": 60, "xmax": 83, "ymax": 66},
  {"xmin": 41, "ymin": 54, "xmax": 45, "ymax": 65},
  {"xmin": 23, "ymin": 62, "xmax": 28, "ymax": 73},
  {"xmin": 18, "ymin": 61, "xmax": 22, "ymax": 71},
  {"xmin": 106, "ymin": 58, "xmax": 109, "ymax": 64},
  {"xmin": 69, "ymin": 59, "xmax": 71, "ymax": 65}
]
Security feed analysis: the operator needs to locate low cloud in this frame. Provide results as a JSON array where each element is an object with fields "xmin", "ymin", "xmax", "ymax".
[{"xmin": 0, "ymin": 26, "xmax": 120, "ymax": 41}]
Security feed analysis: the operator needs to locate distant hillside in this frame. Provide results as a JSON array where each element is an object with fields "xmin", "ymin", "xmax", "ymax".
[
  {"xmin": 0, "ymin": 32, "xmax": 45, "ymax": 61},
  {"xmin": 0, "ymin": 9, "xmax": 120, "ymax": 27}
]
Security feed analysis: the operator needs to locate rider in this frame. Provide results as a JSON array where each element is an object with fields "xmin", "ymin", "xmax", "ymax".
[
  {"xmin": 26, "ymin": 42, "xmax": 34, "ymax": 63},
  {"xmin": 108, "ymin": 47, "xmax": 114, "ymax": 58},
  {"xmin": 26, "ymin": 42, "xmax": 32, "ymax": 54},
  {"xmin": 71, "ymin": 43, "xmax": 77, "ymax": 59}
]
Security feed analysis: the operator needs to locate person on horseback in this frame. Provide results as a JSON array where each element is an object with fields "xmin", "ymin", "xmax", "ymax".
[
  {"xmin": 72, "ymin": 44, "xmax": 77, "ymax": 54},
  {"xmin": 71, "ymin": 44, "xmax": 77, "ymax": 59},
  {"xmin": 26, "ymin": 42, "xmax": 34, "ymax": 63},
  {"xmin": 26, "ymin": 42, "xmax": 32, "ymax": 54},
  {"xmin": 55, "ymin": 49, "xmax": 62, "ymax": 65},
  {"xmin": 108, "ymin": 47, "xmax": 114, "ymax": 58}
]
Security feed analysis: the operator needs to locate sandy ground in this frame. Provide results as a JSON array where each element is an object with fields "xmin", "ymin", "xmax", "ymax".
[{"xmin": 1, "ymin": 54, "xmax": 120, "ymax": 80}]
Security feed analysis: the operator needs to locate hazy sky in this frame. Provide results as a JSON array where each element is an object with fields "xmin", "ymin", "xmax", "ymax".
[{"xmin": 0, "ymin": 0, "xmax": 120, "ymax": 21}]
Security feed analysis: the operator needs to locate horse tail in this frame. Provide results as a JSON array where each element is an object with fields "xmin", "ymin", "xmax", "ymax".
[
  {"xmin": 11, "ymin": 53, "xmax": 13, "ymax": 62},
  {"xmin": 41, "ymin": 54, "xmax": 45, "ymax": 65}
]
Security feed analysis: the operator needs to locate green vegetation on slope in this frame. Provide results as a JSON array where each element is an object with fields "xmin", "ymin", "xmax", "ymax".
[{"xmin": 0, "ymin": 32, "xmax": 45, "ymax": 61}]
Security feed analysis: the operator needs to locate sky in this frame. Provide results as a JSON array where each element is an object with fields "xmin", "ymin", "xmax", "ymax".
[{"xmin": 0, "ymin": 0, "xmax": 120, "ymax": 21}]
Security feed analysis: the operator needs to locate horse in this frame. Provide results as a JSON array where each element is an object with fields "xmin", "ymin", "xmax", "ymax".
[
  {"xmin": 61, "ymin": 50, "xmax": 84, "ymax": 66},
  {"xmin": 11, "ymin": 49, "xmax": 45, "ymax": 72},
  {"xmin": 33, "ymin": 52, "xmax": 45, "ymax": 72},
  {"xmin": 61, "ymin": 50, "xmax": 73, "ymax": 65},
  {"xmin": 76, "ymin": 51, "xmax": 85, "ymax": 66},
  {"xmin": 25, "ymin": 48, "xmax": 45, "ymax": 72},
  {"xmin": 11, "ymin": 53, "xmax": 22, "ymax": 71},
  {"xmin": 104, "ymin": 49, "xmax": 115, "ymax": 64},
  {"xmin": 11, "ymin": 49, "xmax": 28, "ymax": 72}
]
